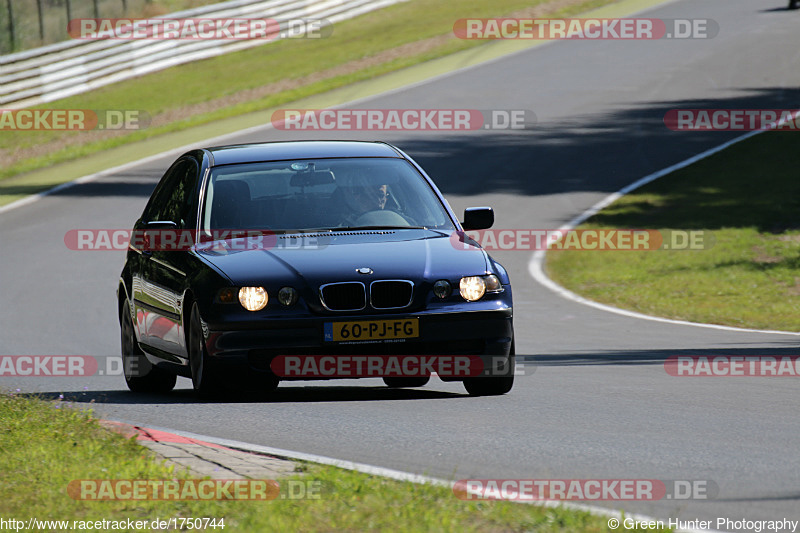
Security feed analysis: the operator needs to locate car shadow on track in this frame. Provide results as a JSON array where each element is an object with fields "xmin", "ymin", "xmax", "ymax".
[
  {"xmin": 528, "ymin": 343, "xmax": 800, "ymax": 367},
  {"xmin": 19, "ymin": 384, "xmax": 467, "ymax": 405}
]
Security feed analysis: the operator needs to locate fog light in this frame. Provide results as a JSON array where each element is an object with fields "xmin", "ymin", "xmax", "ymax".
[
  {"xmin": 433, "ymin": 280, "xmax": 452, "ymax": 299},
  {"xmin": 278, "ymin": 286, "xmax": 299, "ymax": 306},
  {"xmin": 239, "ymin": 286, "xmax": 268, "ymax": 311},
  {"xmin": 459, "ymin": 276, "xmax": 486, "ymax": 302}
]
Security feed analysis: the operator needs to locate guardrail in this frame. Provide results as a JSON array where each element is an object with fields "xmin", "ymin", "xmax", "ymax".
[{"xmin": 0, "ymin": 0, "xmax": 405, "ymax": 109}]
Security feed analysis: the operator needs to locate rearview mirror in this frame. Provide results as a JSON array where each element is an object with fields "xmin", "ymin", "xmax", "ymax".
[
  {"xmin": 290, "ymin": 170, "xmax": 336, "ymax": 188},
  {"xmin": 461, "ymin": 207, "xmax": 494, "ymax": 230}
]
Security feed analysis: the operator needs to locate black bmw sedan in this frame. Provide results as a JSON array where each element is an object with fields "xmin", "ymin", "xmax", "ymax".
[{"xmin": 118, "ymin": 140, "xmax": 514, "ymax": 397}]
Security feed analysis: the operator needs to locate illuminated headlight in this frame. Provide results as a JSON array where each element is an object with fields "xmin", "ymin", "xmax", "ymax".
[
  {"xmin": 278, "ymin": 286, "xmax": 299, "ymax": 306},
  {"xmin": 459, "ymin": 275, "xmax": 504, "ymax": 302},
  {"xmin": 239, "ymin": 287, "xmax": 268, "ymax": 311},
  {"xmin": 459, "ymin": 276, "xmax": 486, "ymax": 302},
  {"xmin": 433, "ymin": 280, "xmax": 452, "ymax": 299}
]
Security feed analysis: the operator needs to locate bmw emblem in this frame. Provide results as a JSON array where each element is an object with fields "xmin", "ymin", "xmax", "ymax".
[{"xmin": 356, "ymin": 267, "xmax": 373, "ymax": 275}]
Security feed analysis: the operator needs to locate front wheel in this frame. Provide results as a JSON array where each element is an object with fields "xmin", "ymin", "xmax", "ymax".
[
  {"xmin": 121, "ymin": 300, "xmax": 176, "ymax": 393},
  {"xmin": 790, "ymin": 0, "xmax": 799, "ymax": 9},
  {"xmin": 189, "ymin": 302, "xmax": 222, "ymax": 397},
  {"xmin": 463, "ymin": 341, "xmax": 515, "ymax": 396}
]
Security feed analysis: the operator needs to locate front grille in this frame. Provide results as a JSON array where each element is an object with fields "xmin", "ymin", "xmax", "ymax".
[
  {"xmin": 320, "ymin": 282, "xmax": 366, "ymax": 311},
  {"xmin": 370, "ymin": 280, "xmax": 413, "ymax": 309}
]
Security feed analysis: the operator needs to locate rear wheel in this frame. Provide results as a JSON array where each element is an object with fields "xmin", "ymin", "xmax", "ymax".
[
  {"xmin": 383, "ymin": 376, "xmax": 430, "ymax": 388},
  {"xmin": 121, "ymin": 300, "xmax": 175, "ymax": 393},
  {"xmin": 790, "ymin": 0, "xmax": 799, "ymax": 9}
]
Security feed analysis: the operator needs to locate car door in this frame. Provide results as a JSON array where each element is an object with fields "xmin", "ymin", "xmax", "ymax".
[{"xmin": 137, "ymin": 157, "xmax": 200, "ymax": 361}]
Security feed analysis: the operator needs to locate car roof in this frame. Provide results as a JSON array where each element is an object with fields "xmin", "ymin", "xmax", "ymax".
[{"xmin": 205, "ymin": 141, "xmax": 403, "ymax": 166}]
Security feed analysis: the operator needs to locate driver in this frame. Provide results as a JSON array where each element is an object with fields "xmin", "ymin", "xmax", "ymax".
[
  {"xmin": 338, "ymin": 171, "xmax": 389, "ymax": 225},
  {"xmin": 350, "ymin": 183, "xmax": 389, "ymax": 212}
]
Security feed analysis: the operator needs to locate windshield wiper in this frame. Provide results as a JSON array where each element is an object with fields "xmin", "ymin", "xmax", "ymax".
[{"xmin": 326, "ymin": 225, "xmax": 428, "ymax": 231}]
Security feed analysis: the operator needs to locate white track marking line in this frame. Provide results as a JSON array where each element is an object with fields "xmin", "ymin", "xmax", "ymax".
[
  {"xmin": 528, "ymin": 117, "xmax": 800, "ymax": 336},
  {"xmin": 126, "ymin": 421, "xmax": 726, "ymax": 533}
]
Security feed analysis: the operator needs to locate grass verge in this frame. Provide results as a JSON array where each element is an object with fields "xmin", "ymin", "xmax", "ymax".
[
  {"xmin": 0, "ymin": 0, "xmax": 620, "ymax": 185},
  {"xmin": 546, "ymin": 131, "xmax": 800, "ymax": 332},
  {"xmin": 0, "ymin": 391, "xmax": 647, "ymax": 532}
]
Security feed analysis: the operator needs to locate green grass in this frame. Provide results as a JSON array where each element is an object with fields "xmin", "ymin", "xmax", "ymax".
[
  {"xmin": 546, "ymin": 131, "xmax": 800, "ymax": 331},
  {"xmin": 0, "ymin": 392, "xmax": 651, "ymax": 532},
  {"xmin": 0, "ymin": 0, "xmax": 620, "ymax": 184}
]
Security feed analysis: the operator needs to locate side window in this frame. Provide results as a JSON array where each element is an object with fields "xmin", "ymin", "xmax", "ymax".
[{"xmin": 147, "ymin": 159, "xmax": 200, "ymax": 228}]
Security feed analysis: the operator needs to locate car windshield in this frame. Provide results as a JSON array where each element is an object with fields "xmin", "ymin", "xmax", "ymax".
[{"xmin": 200, "ymin": 157, "xmax": 455, "ymax": 235}]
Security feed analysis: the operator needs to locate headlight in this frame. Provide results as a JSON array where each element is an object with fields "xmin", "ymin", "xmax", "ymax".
[
  {"xmin": 278, "ymin": 286, "xmax": 299, "ymax": 306},
  {"xmin": 459, "ymin": 276, "xmax": 486, "ymax": 302},
  {"xmin": 459, "ymin": 275, "xmax": 504, "ymax": 301},
  {"xmin": 239, "ymin": 286, "xmax": 268, "ymax": 311}
]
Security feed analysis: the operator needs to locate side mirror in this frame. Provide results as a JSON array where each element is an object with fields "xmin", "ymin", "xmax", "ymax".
[{"xmin": 461, "ymin": 207, "xmax": 494, "ymax": 230}]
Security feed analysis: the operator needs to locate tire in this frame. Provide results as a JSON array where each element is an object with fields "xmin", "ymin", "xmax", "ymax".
[
  {"xmin": 188, "ymin": 302, "xmax": 221, "ymax": 397},
  {"xmin": 463, "ymin": 341, "xmax": 515, "ymax": 396},
  {"xmin": 383, "ymin": 376, "xmax": 430, "ymax": 388},
  {"xmin": 790, "ymin": 0, "xmax": 799, "ymax": 10},
  {"xmin": 121, "ymin": 300, "xmax": 176, "ymax": 393}
]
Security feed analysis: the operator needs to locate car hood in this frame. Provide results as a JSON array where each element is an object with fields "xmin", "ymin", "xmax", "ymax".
[{"xmin": 196, "ymin": 229, "xmax": 489, "ymax": 287}]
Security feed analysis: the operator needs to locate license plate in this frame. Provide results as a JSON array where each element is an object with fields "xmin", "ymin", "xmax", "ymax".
[{"xmin": 324, "ymin": 319, "xmax": 419, "ymax": 342}]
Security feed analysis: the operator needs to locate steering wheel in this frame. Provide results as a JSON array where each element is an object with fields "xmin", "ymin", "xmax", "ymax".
[{"xmin": 351, "ymin": 209, "xmax": 412, "ymax": 227}]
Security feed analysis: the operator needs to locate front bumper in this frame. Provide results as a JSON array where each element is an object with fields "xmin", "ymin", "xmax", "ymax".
[{"xmin": 203, "ymin": 304, "xmax": 513, "ymax": 380}]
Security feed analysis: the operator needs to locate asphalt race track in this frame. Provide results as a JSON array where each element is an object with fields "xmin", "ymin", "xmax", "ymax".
[{"xmin": 2, "ymin": 0, "xmax": 800, "ymax": 530}]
